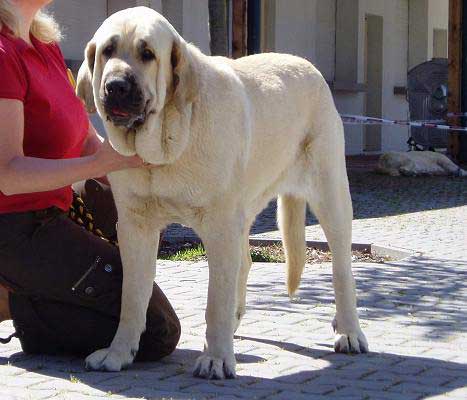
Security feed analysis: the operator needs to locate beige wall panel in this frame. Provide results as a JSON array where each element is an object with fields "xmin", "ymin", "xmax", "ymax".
[
  {"xmin": 409, "ymin": 0, "xmax": 429, "ymax": 69},
  {"xmin": 427, "ymin": 0, "xmax": 449, "ymax": 60},
  {"xmin": 358, "ymin": 0, "xmax": 409, "ymax": 152},
  {"xmin": 183, "ymin": 0, "xmax": 210, "ymax": 55},
  {"xmin": 315, "ymin": 0, "xmax": 335, "ymax": 81},
  {"xmin": 274, "ymin": 0, "xmax": 317, "ymax": 64},
  {"xmin": 48, "ymin": 0, "xmax": 107, "ymax": 60},
  {"xmin": 433, "ymin": 28, "xmax": 448, "ymax": 58}
]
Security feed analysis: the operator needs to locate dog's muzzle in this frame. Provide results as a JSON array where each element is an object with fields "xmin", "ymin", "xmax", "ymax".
[{"xmin": 103, "ymin": 75, "xmax": 147, "ymax": 129}]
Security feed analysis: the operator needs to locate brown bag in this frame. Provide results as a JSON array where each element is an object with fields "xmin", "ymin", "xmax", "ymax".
[{"xmin": 71, "ymin": 179, "xmax": 118, "ymax": 244}]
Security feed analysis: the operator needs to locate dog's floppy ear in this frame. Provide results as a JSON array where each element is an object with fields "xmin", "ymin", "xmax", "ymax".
[
  {"xmin": 76, "ymin": 41, "xmax": 96, "ymax": 113},
  {"xmin": 170, "ymin": 39, "xmax": 198, "ymax": 112},
  {"xmin": 85, "ymin": 40, "xmax": 96, "ymax": 75}
]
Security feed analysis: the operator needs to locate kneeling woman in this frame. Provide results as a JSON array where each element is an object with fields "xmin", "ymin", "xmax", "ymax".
[{"xmin": 0, "ymin": 0, "xmax": 180, "ymax": 359}]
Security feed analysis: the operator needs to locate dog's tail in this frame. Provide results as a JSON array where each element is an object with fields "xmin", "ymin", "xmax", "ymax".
[{"xmin": 277, "ymin": 195, "xmax": 306, "ymax": 297}]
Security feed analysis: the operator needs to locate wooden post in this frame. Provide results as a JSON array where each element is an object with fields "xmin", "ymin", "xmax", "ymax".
[
  {"xmin": 448, "ymin": 0, "xmax": 462, "ymax": 159},
  {"xmin": 232, "ymin": 0, "xmax": 247, "ymax": 59}
]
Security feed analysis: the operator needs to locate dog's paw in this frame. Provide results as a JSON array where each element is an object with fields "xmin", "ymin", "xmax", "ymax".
[
  {"xmin": 334, "ymin": 332, "xmax": 369, "ymax": 354},
  {"xmin": 193, "ymin": 354, "xmax": 237, "ymax": 380},
  {"xmin": 332, "ymin": 317, "xmax": 369, "ymax": 354},
  {"xmin": 85, "ymin": 346, "xmax": 136, "ymax": 372}
]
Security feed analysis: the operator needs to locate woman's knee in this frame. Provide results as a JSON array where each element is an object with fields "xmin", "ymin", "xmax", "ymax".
[
  {"xmin": 136, "ymin": 284, "xmax": 181, "ymax": 361},
  {"xmin": 136, "ymin": 314, "xmax": 180, "ymax": 361}
]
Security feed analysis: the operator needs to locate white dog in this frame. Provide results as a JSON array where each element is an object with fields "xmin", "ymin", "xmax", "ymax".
[
  {"xmin": 377, "ymin": 151, "xmax": 466, "ymax": 177},
  {"xmin": 77, "ymin": 7, "xmax": 368, "ymax": 379}
]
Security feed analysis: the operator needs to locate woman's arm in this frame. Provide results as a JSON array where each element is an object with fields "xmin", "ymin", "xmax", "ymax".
[
  {"xmin": 81, "ymin": 120, "xmax": 105, "ymax": 158},
  {"xmin": 81, "ymin": 119, "xmax": 111, "ymax": 185},
  {"xmin": 0, "ymin": 99, "xmax": 142, "ymax": 196}
]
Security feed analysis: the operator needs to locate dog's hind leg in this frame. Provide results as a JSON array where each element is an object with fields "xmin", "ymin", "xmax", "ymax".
[
  {"xmin": 193, "ymin": 206, "xmax": 245, "ymax": 379},
  {"xmin": 436, "ymin": 155, "xmax": 467, "ymax": 176},
  {"xmin": 305, "ymin": 103, "xmax": 368, "ymax": 354}
]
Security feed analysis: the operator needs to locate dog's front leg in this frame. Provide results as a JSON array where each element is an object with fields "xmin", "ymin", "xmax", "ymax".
[
  {"xmin": 193, "ymin": 212, "xmax": 244, "ymax": 379},
  {"xmin": 85, "ymin": 199, "xmax": 160, "ymax": 371}
]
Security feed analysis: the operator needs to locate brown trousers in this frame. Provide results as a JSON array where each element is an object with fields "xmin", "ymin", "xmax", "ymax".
[{"xmin": 0, "ymin": 182, "xmax": 180, "ymax": 361}]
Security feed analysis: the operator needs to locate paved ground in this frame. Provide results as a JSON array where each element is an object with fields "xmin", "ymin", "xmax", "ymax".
[{"xmin": 0, "ymin": 172, "xmax": 465, "ymax": 399}]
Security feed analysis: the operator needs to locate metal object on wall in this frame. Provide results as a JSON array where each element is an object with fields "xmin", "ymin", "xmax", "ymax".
[{"xmin": 407, "ymin": 58, "xmax": 449, "ymax": 149}]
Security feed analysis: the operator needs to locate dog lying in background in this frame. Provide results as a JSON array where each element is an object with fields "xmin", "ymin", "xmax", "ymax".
[{"xmin": 377, "ymin": 151, "xmax": 466, "ymax": 177}]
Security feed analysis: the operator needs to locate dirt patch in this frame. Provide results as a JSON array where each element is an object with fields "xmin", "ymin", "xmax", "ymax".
[{"xmin": 159, "ymin": 241, "xmax": 391, "ymax": 263}]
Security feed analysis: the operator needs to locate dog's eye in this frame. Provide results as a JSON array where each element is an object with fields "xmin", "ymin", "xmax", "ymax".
[
  {"xmin": 103, "ymin": 44, "xmax": 114, "ymax": 58},
  {"xmin": 141, "ymin": 48, "xmax": 155, "ymax": 62}
]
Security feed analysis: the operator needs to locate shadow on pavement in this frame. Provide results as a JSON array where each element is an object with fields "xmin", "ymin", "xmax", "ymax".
[
  {"xmin": 2, "ymin": 255, "xmax": 465, "ymax": 398},
  {"xmin": 247, "ymin": 256, "xmax": 467, "ymax": 340},
  {"xmin": 2, "ymin": 340, "xmax": 466, "ymax": 399}
]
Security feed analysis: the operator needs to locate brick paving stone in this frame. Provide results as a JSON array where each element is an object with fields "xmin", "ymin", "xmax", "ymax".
[
  {"xmin": 53, "ymin": 395, "xmax": 111, "ymax": 400},
  {"xmin": 267, "ymin": 392, "xmax": 337, "ymax": 400}
]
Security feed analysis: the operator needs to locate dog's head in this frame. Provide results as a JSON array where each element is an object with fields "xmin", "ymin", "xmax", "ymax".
[{"xmin": 77, "ymin": 7, "xmax": 198, "ymax": 164}]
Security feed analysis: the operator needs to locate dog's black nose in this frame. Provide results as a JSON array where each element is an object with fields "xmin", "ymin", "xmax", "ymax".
[{"xmin": 105, "ymin": 77, "xmax": 131, "ymax": 97}]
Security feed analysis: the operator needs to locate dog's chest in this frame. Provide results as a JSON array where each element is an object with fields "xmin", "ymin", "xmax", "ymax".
[{"xmin": 110, "ymin": 167, "xmax": 213, "ymax": 212}]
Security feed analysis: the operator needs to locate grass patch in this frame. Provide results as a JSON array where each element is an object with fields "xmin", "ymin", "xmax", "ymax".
[
  {"xmin": 162, "ymin": 244, "xmax": 206, "ymax": 261},
  {"xmin": 158, "ymin": 242, "xmax": 391, "ymax": 263}
]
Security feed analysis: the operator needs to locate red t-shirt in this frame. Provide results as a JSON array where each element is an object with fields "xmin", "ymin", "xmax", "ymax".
[{"xmin": 0, "ymin": 26, "xmax": 88, "ymax": 213}]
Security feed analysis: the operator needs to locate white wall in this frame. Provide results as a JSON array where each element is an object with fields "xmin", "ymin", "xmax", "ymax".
[
  {"xmin": 50, "ymin": 0, "xmax": 209, "ymax": 59},
  {"xmin": 48, "ymin": 0, "xmax": 107, "ymax": 60},
  {"xmin": 427, "ymin": 0, "xmax": 449, "ymax": 60},
  {"xmin": 273, "ymin": 0, "xmax": 411, "ymax": 153},
  {"xmin": 161, "ymin": 0, "xmax": 210, "ymax": 55},
  {"xmin": 274, "ymin": 0, "xmax": 317, "ymax": 65},
  {"xmin": 315, "ymin": 0, "xmax": 335, "ymax": 81},
  {"xmin": 334, "ymin": 93, "xmax": 366, "ymax": 154},
  {"xmin": 273, "ymin": 0, "xmax": 335, "ymax": 80},
  {"xmin": 357, "ymin": 0, "xmax": 410, "ymax": 152},
  {"xmin": 182, "ymin": 0, "xmax": 210, "ymax": 55}
]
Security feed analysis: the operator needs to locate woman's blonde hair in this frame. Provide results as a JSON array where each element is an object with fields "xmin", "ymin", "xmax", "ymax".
[{"xmin": 0, "ymin": 1, "xmax": 61, "ymax": 43}]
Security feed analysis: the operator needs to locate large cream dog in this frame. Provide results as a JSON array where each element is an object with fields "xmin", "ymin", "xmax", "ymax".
[{"xmin": 77, "ymin": 7, "xmax": 368, "ymax": 379}]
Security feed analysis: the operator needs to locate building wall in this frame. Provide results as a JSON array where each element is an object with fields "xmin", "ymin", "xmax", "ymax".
[
  {"xmin": 271, "ymin": 0, "xmax": 448, "ymax": 154},
  {"xmin": 273, "ymin": 0, "xmax": 335, "ymax": 81},
  {"xmin": 409, "ymin": 0, "xmax": 449, "ymax": 69},
  {"xmin": 272, "ymin": 0, "xmax": 449, "ymax": 154},
  {"xmin": 358, "ymin": 0, "xmax": 410, "ymax": 152},
  {"xmin": 48, "ymin": 0, "xmax": 209, "ymax": 61},
  {"xmin": 47, "ymin": 0, "xmax": 107, "ymax": 60},
  {"xmin": 273, "ymin": 1, "xmax": 317, "ymax": 69},
  {"xmin": 182, "ymin": 0, "xmax": 210, "ymax": 55},
  {"xmin": 315, "ymin": 1, "xmax": 336, "ymax": 82},
  {"xmin": 49, "ymin": 0, "xmax": 449, "ymax": 154},
  {"xmin": 427, "ymin": 0, "xmax": 449, "ymax": 60},
  {"xmin": 409, "ymin": 0, "xmax": 429, "ymax": 70}
]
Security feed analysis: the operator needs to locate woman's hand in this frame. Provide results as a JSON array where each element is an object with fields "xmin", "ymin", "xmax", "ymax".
[
  {"xmin": 93, "ymin": 140, "xmax": 144, "ymax": 174},
  {"xmin": 0, "ymin": 100, "xmax": 145, "ymax": 196}
]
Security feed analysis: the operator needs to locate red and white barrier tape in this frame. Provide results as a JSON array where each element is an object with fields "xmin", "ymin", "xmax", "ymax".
[
  {"xmin": 447, "ymin": 112, "xmax": 467, "ymax": 118},
  {"xmin": 340, "ymin": 114, "xmax": 467, "ymax": 133}
]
